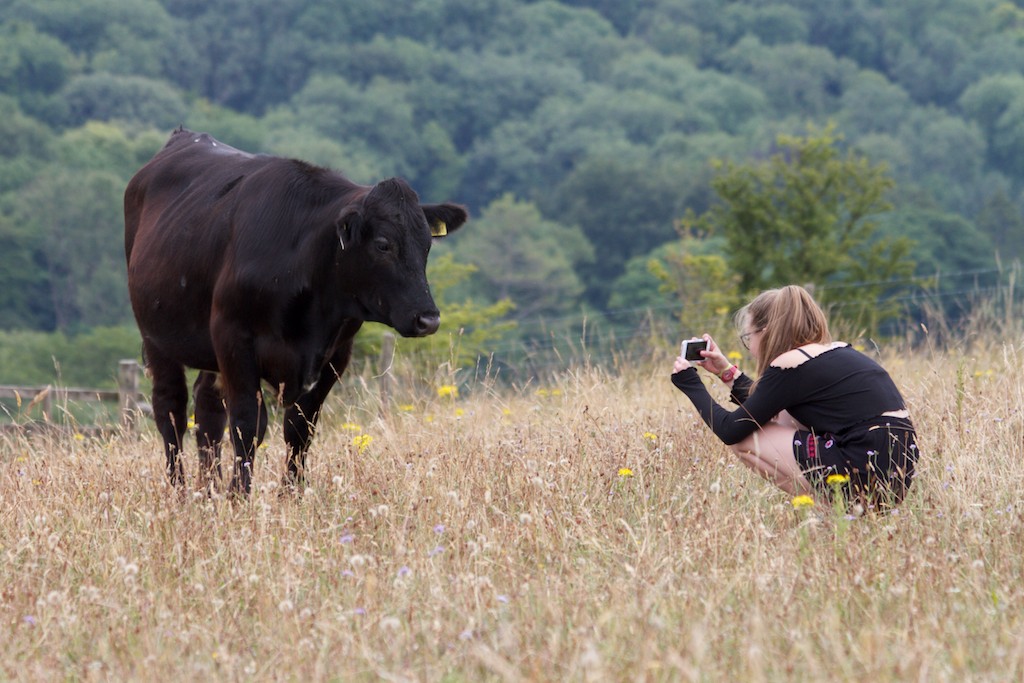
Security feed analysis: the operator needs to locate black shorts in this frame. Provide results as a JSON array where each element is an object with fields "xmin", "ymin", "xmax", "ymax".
[{"xmin": 792, "ymin": 416, "xmax": 919, "ymax": 507}]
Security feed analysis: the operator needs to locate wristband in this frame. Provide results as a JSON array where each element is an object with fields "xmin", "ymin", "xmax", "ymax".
[{"xmin": 719, "ymin": 365, "xmax": 739, "ymax": 383}]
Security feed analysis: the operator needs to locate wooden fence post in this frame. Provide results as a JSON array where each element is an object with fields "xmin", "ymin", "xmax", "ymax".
[
  {"xmin": 42, "ymin": 389, "xmax": 53, "ymax": 422},
  {"xmin": 379, "ymin": 333, "xmax": 395, "ymax": 417},
  {"xmin": 118, "ymin": 359, "xmax": 141, "ymax": 429}
]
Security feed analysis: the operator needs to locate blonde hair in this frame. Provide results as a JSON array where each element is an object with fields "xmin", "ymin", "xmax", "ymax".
[{"xmin": 735, "ymin": 285, "xmax": 831, "ymax": 378}]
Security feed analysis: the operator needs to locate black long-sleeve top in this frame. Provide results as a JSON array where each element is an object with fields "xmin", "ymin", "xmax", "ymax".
[{"xmin": 671, "ymin": 344, "xmax": 908, "ymax": 445}]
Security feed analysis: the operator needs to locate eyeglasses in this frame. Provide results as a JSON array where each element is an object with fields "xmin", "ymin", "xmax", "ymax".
[{"xmin": 739, "ymin": 329, "xmax": 763, "ymax": 350}]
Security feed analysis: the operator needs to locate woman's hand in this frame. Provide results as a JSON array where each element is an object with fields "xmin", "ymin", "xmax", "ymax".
[
  {"xmin": 698, "ymin": 334, "xmax": 731, "ymax": 376},
  {"xmin": 675, "ymin": 334, "xmax": 734, "ymax": 376},
  {"xmin": 673, "ymin": 355, "xmax": 691, "ymax": 373}
]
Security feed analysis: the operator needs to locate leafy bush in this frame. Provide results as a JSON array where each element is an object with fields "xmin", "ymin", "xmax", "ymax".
[{"xmin": 0, "ymin": 325, "xmax": 140, "ymax": 388}]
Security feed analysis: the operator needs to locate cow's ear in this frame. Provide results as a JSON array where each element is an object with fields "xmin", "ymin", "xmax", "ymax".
[
  {"xmin": 335, "ymin": 206, "xmax": 363, "ymax": 250},
  {"xmin": 422, "ymin": 203, "xmax": 468, "ymax": 238}
]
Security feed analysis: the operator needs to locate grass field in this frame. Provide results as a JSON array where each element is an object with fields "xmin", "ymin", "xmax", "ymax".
[{"xmin": 1, "ymin": 335, "xmax": 1022, "ymax": 682}]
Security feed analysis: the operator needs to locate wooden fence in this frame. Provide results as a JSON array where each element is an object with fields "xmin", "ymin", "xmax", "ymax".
[
  {"xmin": 0, "ymin": 335, "xmax": 398, "ymax": 433},
  {"xmin": 0, "ymin": 359, "xmax": 146, "ymax": 430}
]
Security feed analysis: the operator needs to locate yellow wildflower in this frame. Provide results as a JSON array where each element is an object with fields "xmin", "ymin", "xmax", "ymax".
[
  {"xmin": 341, "ymin": 422, "xmax": 362, "ymax": 432},
  {"xmin": 642, "ymin": 432, "xmax": 657, "ymax": 443},
  {"xmin": 398, "ymin": 404, "xmax": 415, "ymax": 412},
  {"xmin": 73, "ymin": 433, "xmax": 85, "ymax": 441},
  {"xmin": 454, "ymin": 408, "xmax": 465, "ymax": 418},
  {"xmin": 352, "ymin": 434, "xmax": 373, "ymax": 453},
  {"xmin": 437, "ymin": 384, "xmax": 459, "ymax": 399},
  {"xmin": 826, "ymin": 474, "xmax": 850, "ymax": 487},
  {"xmin": 791, "ymin": 495, "xmax": 815, "ymax": 509},
  {"xmin": 618, "ymin": 468, "xmax": 634, "ymax": 477},
  {"xmin": 727, "ymin": 351, "xmax": 743, "ymax": 362}
]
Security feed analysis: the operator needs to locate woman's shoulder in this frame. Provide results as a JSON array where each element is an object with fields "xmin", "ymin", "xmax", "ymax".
[{"xmin": 770, "ymin": 341, "xmax": 849, "ymax": 369}]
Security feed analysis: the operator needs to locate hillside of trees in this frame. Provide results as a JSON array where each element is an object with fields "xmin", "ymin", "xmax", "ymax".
[{"xmin": 1, "ymin": 0, "xmax": 1023, "ymax": 384}]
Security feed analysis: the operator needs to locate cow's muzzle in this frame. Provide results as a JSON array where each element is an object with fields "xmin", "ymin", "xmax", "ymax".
[{"xmin": 413, "ymin": 312, "xmax": 440, "ymax": 336}]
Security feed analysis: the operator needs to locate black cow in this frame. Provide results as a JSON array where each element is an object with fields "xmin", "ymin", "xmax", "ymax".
[{"xmin": 124, "ymin": 128, "xmax": 467, "ymax": 494}]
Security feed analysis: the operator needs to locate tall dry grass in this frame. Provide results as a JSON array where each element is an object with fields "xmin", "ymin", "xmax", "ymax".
[{"xmin": 2, "ymin": 330, "xmax": 1023, "ymax": 682}]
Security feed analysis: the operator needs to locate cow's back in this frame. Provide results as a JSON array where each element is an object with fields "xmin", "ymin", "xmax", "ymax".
[
  {"xmin": 124, "ymin": 130, "xmax": 270, "ymax": 369},
  {"xmin": 125, "ymin": 130, "xmax": 257, "ymax": 260}
]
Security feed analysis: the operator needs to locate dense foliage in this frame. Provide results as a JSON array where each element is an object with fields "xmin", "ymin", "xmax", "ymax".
[{"xmin": 1, "ymin": 0, "xmax": 1022, "ymax": 383}]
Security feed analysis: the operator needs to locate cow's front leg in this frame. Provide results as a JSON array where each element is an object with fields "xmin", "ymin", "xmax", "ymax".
[
  {"xmin": 213, "ymin": 322, "xmax": 268, "ymax": 496},
  {"xmin": 193, "ymin": 371, "xmax": 226, "ymax": 493},
  {"xmin": 282, "ymin": 372, "xmax": 337, "ymax": 490},
  {"xmin": 224, "ymin": 385, "xmax": 268, "ymax": 496},
  {"xmin": 282, "ymin": 335, "xmax": 356, "ymax": 490}
]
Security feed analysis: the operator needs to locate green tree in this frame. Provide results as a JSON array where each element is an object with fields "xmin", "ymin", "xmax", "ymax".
[
  {"xmin": 159, "ymin": 0, "xmax": 310, "ymax": 113},
  {"xmin": 181, "ymin": 100, "xmax": 266, "ymax": 154},
  {"xmin": 888, "ymin": 24, "xmax": 968, "ymax": 106},
  {"xmin": 12, "ymin": 167, "xmax": 129, "ymax": 331},
  {"xmin": 699, "ymin": 124, "xmax": 917, "ymax": 335},
  {"xmin": 60, "ymin": 73, "xmax": 187, "ymax": 129},
  {"xmin": 559, "ymin": 0, "xmax": 645, "ymax": 35},
  {"xmin": 260, "ymin": 122, "xmax": 385, "ymax": 184},
  {"xmin": 877, "ymin": 208, "xmax": 995, "ymax": 276},
  {"xmin": 492, "ymin": 2, "xmax": 622, "ymax": 80},
  {"xmin": 0, "ymin": 325, "xmax": 140, "ymax": 387},
  {"xmin": 838, "ymin": 72, "xmax": 913, "ymax": 137},
  {"xmin": 450, "ymin": 194, "xmax": 594, "ymax": 321},
  {"xmin": 605, "ymin": 50, "xmax": 767, "ymax": 135},
  {"xmin": 0, "ymin": 96, "xmax": 53, "ymax": 193},
  {"xmin": 646, "ymin": 226, "xmax": 741, "ymax": 341},
  {"xmin": 0, "ymin": 20, "xmax": 74, "ymax": 97},
  {"xmin": 541, "ymin": 150, "xmax": 690, "ymax": 308},
  {"xmin": 718, "ymin": 36, "xmax": 857, "ymax": 118},
  {"xmin": 0, "ymin": 205, "xmax": 54, "ymax": 330},
  {"xmin": 976, "ymin": 189, "xmax": 1024, "ymax": 262},
  {"xmin": 960, "ymin": 73, "xmax": 1024, "ymax": 179},
  {"xmin": 607, "ymin": 244, "xmax": 677, "ymax": 314},
  {"xmin": 52, "ymin": 121, "xmax": 166, "ymax": 178}
]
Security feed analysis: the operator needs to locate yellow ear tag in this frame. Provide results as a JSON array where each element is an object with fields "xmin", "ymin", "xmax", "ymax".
[{"xmin": 431, "ymin": 221, "xmax": 447, "ymax": 237}]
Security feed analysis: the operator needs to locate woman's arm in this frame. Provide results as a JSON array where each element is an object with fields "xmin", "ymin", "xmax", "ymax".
[
  {"xmin": 671, "ymin": 366, "xmax": 794, "ymax": 445},
  {"xmin": 729, "ymin": 372, "xmax": 752, "ymax": 403}
]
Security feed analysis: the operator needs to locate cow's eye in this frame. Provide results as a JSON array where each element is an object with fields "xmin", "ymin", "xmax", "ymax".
[{"xmin": 375, "ymin": 237, "xmax": 392, "ymax": 253}]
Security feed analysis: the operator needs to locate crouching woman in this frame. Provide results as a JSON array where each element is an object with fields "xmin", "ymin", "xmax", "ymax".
[{"xmin": 671, "ymin": 285, "xmax": 920, "ymax": 509}]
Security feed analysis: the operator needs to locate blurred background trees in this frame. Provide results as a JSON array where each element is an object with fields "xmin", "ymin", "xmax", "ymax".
[{"xmin": 1, "ymin": 0, "xmax": 1022, "ymax": 384}]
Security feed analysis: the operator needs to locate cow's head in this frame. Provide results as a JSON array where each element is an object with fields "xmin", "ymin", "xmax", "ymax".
[{"xmin": 335, "ymin": 177, "xmax": 467, "ymax": 337}]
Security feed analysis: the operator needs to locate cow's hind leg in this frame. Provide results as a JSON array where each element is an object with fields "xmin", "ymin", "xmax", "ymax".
[
  {"xmin": 146, "ymin": 343, "xmax": 188, "ymax": 487},
  {"xmin": 193, "ymin": 371, "xmax": 226, "ymax": 492}
]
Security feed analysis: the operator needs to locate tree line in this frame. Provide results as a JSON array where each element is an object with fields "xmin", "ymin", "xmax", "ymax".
[{"xmin": 1, "ymin": 0, "xmax": 1022, "ymax": 385}]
